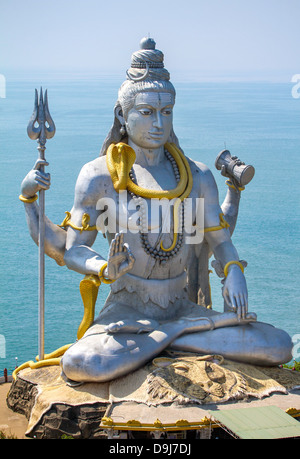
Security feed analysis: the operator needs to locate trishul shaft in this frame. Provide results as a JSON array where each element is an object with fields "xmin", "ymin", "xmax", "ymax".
[{"xmin": 27, "ymin": 87, "xmax": 56, "ymax": 361}]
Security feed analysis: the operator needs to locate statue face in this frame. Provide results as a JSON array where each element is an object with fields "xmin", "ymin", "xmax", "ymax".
[{"xmin": 124, "ymin": 92, "xmax": 174, "ymax": 149}]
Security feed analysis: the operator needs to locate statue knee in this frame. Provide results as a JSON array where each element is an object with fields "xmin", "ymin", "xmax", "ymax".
[
  {"xmin": 255, "ymin": 326, "xmax": 293, "ymax": 366},
  {"xmin": 267, "ymin": 328, "xmax": 293, "ymax": 365}
]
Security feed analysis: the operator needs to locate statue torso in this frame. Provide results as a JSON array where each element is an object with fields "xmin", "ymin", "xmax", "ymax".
[{"xmin": 80, "ymin": 153, "xmax": 207, "ymax": 280}]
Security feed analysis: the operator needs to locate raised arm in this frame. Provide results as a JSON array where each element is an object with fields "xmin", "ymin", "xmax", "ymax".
[{"xmin": 20, "ymin": 159, "xmax": 66, "ymax": 266}]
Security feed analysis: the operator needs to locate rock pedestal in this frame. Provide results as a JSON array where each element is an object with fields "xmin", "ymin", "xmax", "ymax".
[{"xmin": 6, "ymin": 355, "xmax": 300, "ymax": 439}]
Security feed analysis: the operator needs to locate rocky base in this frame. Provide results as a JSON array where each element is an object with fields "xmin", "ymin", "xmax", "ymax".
[
  {"xmin": 27, "ymin": 403, "xmax": 107, "ymax": 439},
  {"xmin": 7, "ymin": 378, "xmax": 107, "ymax": 439},
  {"xmin": 6, "ymin": 358, "xmax": 300, "ymax": 439},
  {"xmin": 6, "ymin": 376, "xmax": 38, "ymax": 420}
]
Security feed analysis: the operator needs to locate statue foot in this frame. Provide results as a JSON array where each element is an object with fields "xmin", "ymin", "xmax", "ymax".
[
  {"xmin": 178, "ymin": 311, "xmax": 257, "ymax": 334},
  {"xmin": 105, "ymin": 318, "xmax": 159, "ymax": 334}
]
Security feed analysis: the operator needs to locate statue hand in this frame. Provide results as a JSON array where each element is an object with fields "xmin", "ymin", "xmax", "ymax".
[
  {"xmin": 222, "ymin": 265, "xmax": 248, "ymax": 320},
  {"xmin": 21, "ymin": 159, "xmax": 50, "ymax": 198},
  {"xmin": 106, "ymin": 232, "xmax": 135, "ymax": 280}
]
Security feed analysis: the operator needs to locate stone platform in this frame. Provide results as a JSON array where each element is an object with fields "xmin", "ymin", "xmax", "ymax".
[{"xmin": 6, "ymin": 353, "xmax": 300, "ymax": 439}]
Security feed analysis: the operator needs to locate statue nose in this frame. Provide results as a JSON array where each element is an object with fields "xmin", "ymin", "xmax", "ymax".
[{"xmin": 153, "ymin": 112, "xmax": 163, "ymax": 129}]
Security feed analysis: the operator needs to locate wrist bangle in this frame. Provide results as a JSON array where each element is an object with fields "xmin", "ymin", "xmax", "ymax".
[
  {"xmin": 225, "ymin": 180, "xmax": 245, "ymax": 192},
  {"xmin": 19, "ymin": 194, "xmax": 38, "ymax": 203},
  {"xmin": 223, "ymin": 260, "xmax": 244, "ymax": 278},
  {"xmin": 98, "ymin": 262, "xmax": 115, "ymax": 284}
]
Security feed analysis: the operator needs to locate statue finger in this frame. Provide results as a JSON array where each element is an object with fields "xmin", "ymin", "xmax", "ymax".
[
  {"xmin": 35, "ymin": 173, "xmax": 51, "ymax": 186},
  {"xmin": 109, "ymin": 238, "xmax": 116, "ymax": 258},
  {"xmin": 230, "ymin": 295, "xmax": 238, "ymax": 317},
  {"xmin": 33, "ymin": 159, "xmax": 49, "ymax": 170},
  {"xmin": 124, "ymin": 243, "xmax": 135, "ymax": 267},
  {"xmin": 36, "ymin": 170, "xmax": 50, "ymax": 180},
  {"xmin": 223, "ymin": 289, "xmax": 233, "ymax": 310},
  {"xmin": 123, "ymin": 242, "xmax": 130, "ymax": 254},
  {"xmin": 119, "ymin": 231, "xmax": 125, "ymax": 251},
  {"xmin": 245, "ymin": 312, "xmax": 257, "ymax": 322},
  {"xmin": 240, "ymin": 293, "xmax": 248, "ymax": 319},
  {"xmin": 236, "ymin": 296, "xmax": 243, "ymax": 321},
  {"xmin": 35, "ymin": 178, "xmax": 50, "ymax": 190},
  {"xmin": 235, "ymin": 295, "xmax": 245, "ymax": 321},
  {"xmin": 115, "ymin": 232, "xmax": 122, "ymax": 253}
]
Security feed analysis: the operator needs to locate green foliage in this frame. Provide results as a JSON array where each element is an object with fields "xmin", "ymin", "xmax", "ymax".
[{"xmin": 283, "ymin": 360, "xmax": 300, "ymax": 371}]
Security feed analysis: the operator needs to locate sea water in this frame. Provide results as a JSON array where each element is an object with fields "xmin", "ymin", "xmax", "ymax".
[{"xmin": 0, "ymin": 75, "xmax": 299, "ymax": 372}]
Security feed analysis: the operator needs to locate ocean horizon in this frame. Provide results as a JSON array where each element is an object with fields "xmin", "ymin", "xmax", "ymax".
[{"xmin": 0, "ymin": 75, "xmax": 299, "ymax": 372}]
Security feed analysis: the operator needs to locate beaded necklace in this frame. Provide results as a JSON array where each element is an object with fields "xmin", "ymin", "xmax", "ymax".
[{"xmin": 128, "ymin": 149, "xmax": 185, "ymax": 263}]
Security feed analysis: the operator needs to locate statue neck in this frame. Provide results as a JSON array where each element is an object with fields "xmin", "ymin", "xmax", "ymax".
[{"xmin": 128, "ymin": 139, "xmax": 165, "ymax": 167}]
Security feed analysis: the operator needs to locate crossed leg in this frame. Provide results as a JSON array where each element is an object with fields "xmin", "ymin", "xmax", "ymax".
[
  {"xmin": 61, "ymin": 299, "xmax": 292, "ymax": 383},
  {"xmin": 170, "ymin": 321, "xmax": 293, "ymax": 366}
]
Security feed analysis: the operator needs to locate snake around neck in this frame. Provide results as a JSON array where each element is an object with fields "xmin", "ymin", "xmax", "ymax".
[{"xmin": 106, "ymin": 142, "xmax": 193, "ymax": 258}]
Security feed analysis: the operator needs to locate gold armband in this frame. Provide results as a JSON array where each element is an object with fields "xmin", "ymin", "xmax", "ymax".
[
  {"xmin": 58, "ymin": 211, "xmax": 97, "ymax": 233},
  {"xmin": 204, "ymin": 213, "xmax": 230, "ymax": 233},
  {"xmin": 223, "ymin": 260, "xmax": 245, "ymax": 278},
  {"xmin": 98, "ymin": 262, "xmax": 115, "ymax": 284},
  {"xmin": 19, "ymin": 194, "xmax": 38, "ymax": 203}
]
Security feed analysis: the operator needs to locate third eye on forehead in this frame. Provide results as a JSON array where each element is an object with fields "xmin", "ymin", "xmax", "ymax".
[{"xmin": 135, "ymin": 92, "xmax": 174, "ymax": 108}]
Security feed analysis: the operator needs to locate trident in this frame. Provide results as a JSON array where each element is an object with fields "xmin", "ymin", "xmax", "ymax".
[{"xmin": 27, "ymin": 88, "xmax": 56, "ymax": 361}]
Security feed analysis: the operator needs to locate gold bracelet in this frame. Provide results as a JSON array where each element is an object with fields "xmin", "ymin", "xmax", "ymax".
[
  {"xmin": 225, "ymin": 180, "xmax": 245, "ymax": 192},
  {"xmin": 19, "ymin": 194, "xmax": 38, "ymax": 203},
  {"xmin": 98, "ymin": 262, "xmax": 115, "ymax": 284},
  {"xmin": 223, "ymin": 260, "xmax": 245, "ymax": 278}
]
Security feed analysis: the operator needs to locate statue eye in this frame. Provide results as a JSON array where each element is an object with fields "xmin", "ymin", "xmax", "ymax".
[
  {"xmin": 139, "ymin": 108, "xmax": 153, "ymax": 116},
  {"xmin": 162, "ymin": 108, "xmax": 173, "ymax": 115}
]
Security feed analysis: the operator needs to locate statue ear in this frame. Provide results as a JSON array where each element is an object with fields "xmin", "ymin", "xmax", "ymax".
[{"xmin": 114, "ymin": 105, "xmax": 125, "ymax": 125}]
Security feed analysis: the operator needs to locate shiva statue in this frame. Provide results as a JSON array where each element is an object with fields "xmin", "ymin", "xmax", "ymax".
[{"xmin": 19, "ymin": 38, "xmax": 293, "ymax": 383}]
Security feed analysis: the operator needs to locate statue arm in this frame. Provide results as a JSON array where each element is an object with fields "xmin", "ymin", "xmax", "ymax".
[
  {"xmin": 20, "ymin": 159, "xmax": 103, "ymax": 270},
  {"xmin": 63, "ymin": 163, "xmax": 106, "ymax": 276},
  {"xmin": 200, "ymin": 167, "xmax": 239, "ymax": 262},
  {"xmin": 20, "ymin": 159, "xmax": 66, "ymax": 266},
  {"xmin": 201, "ymin": 167, "xmax": 248, "ymax": 318},
  {"xmin": 221, "ymin": 185, "xmax": 241, "ymax": 236},
  {"xmin": 63, "ymin": 161, "xmax": 135, "ymax": 279},
  {"xmin": 23, "ymin": 201, "xmax": 67, "ymax": 266}
]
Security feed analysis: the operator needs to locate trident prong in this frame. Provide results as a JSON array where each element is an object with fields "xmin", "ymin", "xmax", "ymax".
[
  {"xmin": 27, "ymin": 87, "xmax": 56, "ymax": 362},
  {"xmin": 27, "ymin": 87, "xmax": 56, "ymax": 148}
]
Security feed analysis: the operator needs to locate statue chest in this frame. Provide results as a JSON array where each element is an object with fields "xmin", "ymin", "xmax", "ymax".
[{"xmin": 97, "ymin": 192, "xmax": 174, "ymax": 233}]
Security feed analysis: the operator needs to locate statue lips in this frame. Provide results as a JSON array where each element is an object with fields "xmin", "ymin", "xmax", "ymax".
[{"xmin": 148, "ymin": 130, "xmax": 164, "ymax": 140}]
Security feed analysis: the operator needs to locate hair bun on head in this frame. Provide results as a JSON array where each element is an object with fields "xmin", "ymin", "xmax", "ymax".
[
  {"xmin": 126, "ymin": 37, "xmax": 170, "ymax": 82},
  {"xmin": 139, "ymin": 37, "xmax": 156, "ymax": 50}
]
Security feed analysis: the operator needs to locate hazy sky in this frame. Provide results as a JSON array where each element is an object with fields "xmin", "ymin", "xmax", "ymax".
[{"xmin": 1, "ymin": 0, "xmax": 299, "ymax": 81}]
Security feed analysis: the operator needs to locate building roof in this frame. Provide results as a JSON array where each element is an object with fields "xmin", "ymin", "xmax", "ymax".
[{"xmin": 209, "ymin": 405, "xmax": 300, "ymax": 439}]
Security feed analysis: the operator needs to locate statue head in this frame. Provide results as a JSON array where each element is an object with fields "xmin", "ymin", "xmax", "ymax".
[{"xmin": 100, "ymin": 38, "xmax": 180, "ymax": 155}]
